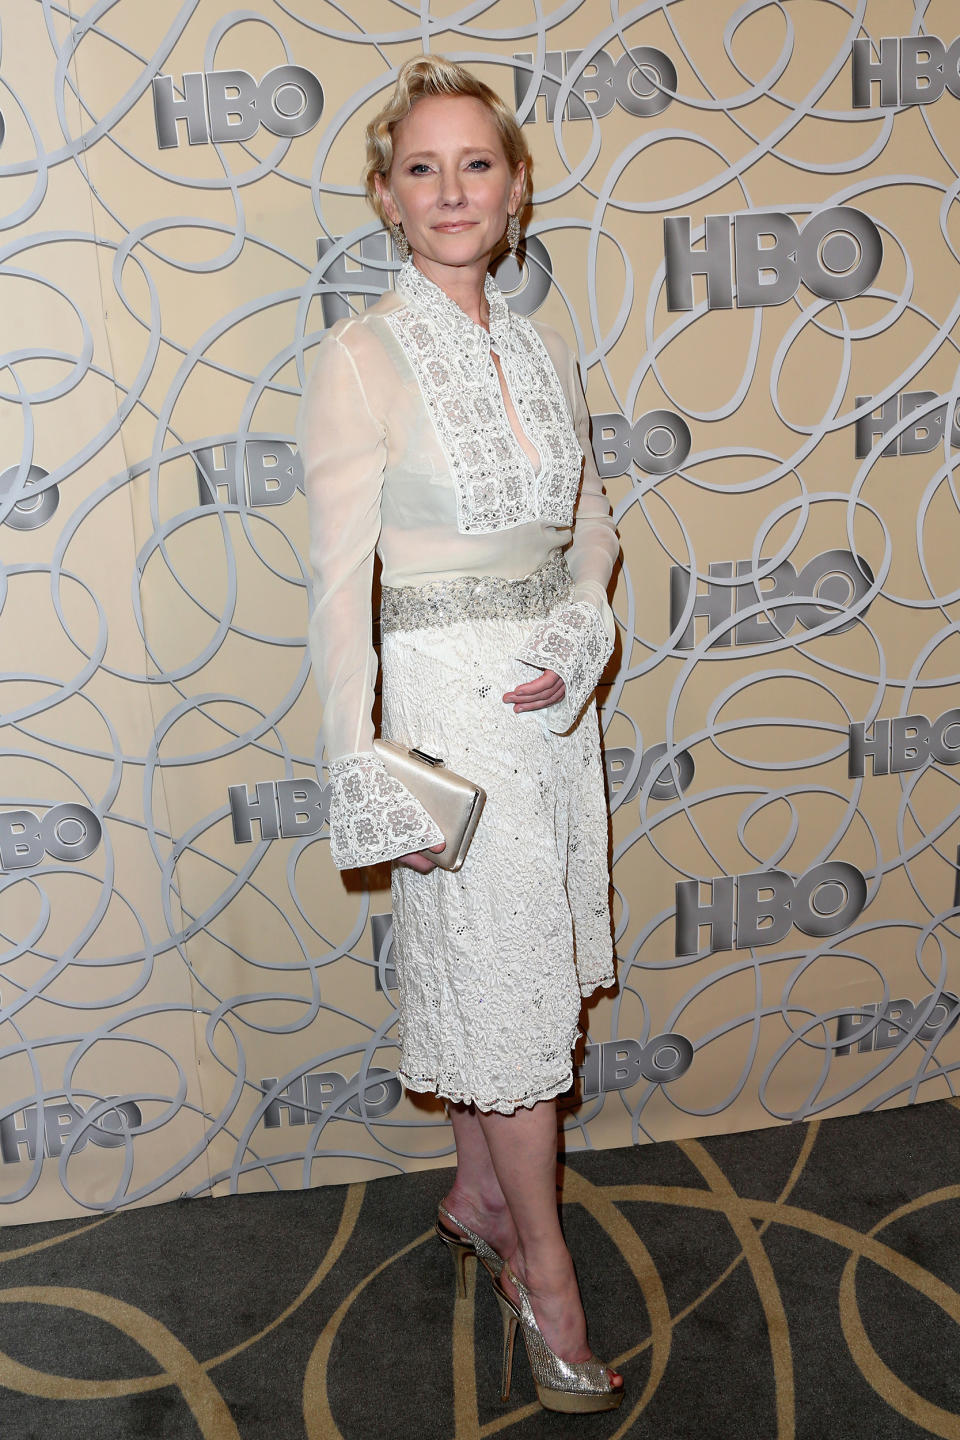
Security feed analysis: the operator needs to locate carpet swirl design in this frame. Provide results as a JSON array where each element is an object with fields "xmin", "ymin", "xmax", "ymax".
[{"xmin": 2, "ymin": 1101, "xmax": 959, "ymax": 1438}]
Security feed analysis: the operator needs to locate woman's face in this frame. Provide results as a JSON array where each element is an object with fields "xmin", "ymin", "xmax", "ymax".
[{"xmin": 377, "ymin": 93, "xmax": 523, "ymax": 275}]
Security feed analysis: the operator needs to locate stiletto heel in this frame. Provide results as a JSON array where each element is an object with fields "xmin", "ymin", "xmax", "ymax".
[
  {"xmin": 493, "ymin": 1265, "xmax": 624, "ymax": 1414},
  {"xmin": 434, "ymin": 1219, "xmax": 472, "ymax": 1298},
  {"xmin": 434, "ymin": 1202, "xmax": 505, "ymax": 1297},
  {"xmin": 496, "ymin": 1287, "xmax": 519, "ymax": 1401}
]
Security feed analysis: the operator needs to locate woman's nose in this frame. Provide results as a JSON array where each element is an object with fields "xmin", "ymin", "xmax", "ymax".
[{"xmin": 438, "ymin": 168, "xmax": 467, "ymax": 207}]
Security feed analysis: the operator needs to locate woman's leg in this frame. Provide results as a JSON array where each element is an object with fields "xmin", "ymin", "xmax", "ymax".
[
  {"xmin": 479, "ymin": 1101, "xmax": 622, "ymax": 1383},
  {"xmin": 441, "ymin": 1103, "xmax": 518, "ymax": 1261},
  {"xmin": 475, "ymin": 1099, "xmax": 594, "ymax": 1362}
]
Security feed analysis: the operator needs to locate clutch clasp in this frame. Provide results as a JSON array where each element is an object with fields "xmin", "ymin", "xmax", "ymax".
[{"xmin": 410, "ymin": 747, "xmax": 444, "ymax": 767}]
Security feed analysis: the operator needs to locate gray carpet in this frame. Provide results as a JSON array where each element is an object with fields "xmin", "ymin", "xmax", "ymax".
[{"xmin": 2, "ymin": 1100, "xmax": 959, "ymax": 1438}]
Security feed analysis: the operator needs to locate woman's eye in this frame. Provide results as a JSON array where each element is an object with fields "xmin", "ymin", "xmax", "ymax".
[
  {"xmin": 467, "ymin": 159, "xmax": 492, "ymax": 170},
  {"xmin": 408, "ymin": 163, "xmax": 431, "ymax": 175}
]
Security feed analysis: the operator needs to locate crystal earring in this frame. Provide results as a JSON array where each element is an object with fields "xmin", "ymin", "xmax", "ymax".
[
  {"xmin": 390, "ymin": 221, "xmax": 410, "ymax": 262},
  {"xmin": 506, "ymin": 212, "xmax": 521, "ymax": 259}
]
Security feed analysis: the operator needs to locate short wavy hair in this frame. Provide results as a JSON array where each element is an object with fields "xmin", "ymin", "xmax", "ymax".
[{"xmin": 363, "ymin": 54, "xmax": 533, "ymax": 228}]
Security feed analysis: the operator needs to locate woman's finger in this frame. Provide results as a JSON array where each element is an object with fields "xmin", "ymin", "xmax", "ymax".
[
  {"xmin": 503, "ymin": 669, "xmax": 562, "ymax": 703},
  {"xmin": 396, "ymin": 840, "xmax": 446, "ymax": 872},
  {"xmin": 397, "ymin": 854, "xmax": 433, "ymax": 871},
  {"xmin": 512, "ymin": 685, "xmax": 566, "ymax": 711},
  {"xmin": 506, "ymin": 688, "xmax": 567, "ymax": 705},
  {"xmin": 510, "ymin": 668, "xmax": 560, "ymax": 694},
  {"xmin": 512, "ymin": 689, "xmax": 565, "ymax": 711}
]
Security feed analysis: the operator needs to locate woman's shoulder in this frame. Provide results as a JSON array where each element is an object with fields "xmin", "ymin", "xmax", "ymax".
[
  {"xmin": 315, "ymin": 290, "xmax": 406, "ymax": 375},
  {"xmin": 522, "ymin": 314, "xmax": 580, "ymax": 392},
  {"xmin": 525, "ymin": 313, "xmax": 576, "ymax": 366}
]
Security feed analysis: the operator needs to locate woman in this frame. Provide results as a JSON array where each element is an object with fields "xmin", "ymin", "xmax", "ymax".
[{"xmin": 297, "ymin": 55, "xmax": 623, "ymax": 1413}]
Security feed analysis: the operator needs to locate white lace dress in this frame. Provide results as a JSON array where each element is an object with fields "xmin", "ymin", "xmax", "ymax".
[{"xmin": 296, "ymin": 261, "xmax": 620, "ymax": 1112}]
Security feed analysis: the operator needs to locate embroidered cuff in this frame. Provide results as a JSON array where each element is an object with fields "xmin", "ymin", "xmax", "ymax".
[
  {"xmin": 327, "ymin": 751, "xmax": 444, "ymax": 870},
  {"xmin": 516, "ymin": 601, "xmax": 614, "ymax": 734}
]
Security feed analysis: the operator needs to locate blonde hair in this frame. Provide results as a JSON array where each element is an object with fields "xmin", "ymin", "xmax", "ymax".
[{"xmin": 363, "ymin": 54, "xmax": 533, "ymax": 228}]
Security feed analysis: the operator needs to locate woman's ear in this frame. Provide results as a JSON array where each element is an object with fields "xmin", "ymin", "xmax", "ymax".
[
  {"xmin": 375, "ymin": 174, "xmax": 399, "ymax": 225},
  {"xmin": 510, "ymin": 162, "xmax": 525, "ymax": 215}
]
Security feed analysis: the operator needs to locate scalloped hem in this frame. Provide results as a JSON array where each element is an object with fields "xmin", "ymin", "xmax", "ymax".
[
  {"xmin": 579, "ymin": 972, "xmax": 616, "ymax": 998},
  {"xmin": 397, "ymin": 1065, "xmax": 576, "ymax": 1115}
]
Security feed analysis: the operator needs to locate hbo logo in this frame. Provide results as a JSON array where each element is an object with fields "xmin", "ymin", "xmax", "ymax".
[
  {"xmin": 513, "ymin": 46, "xmax": 677, "ymax": 122},
  {"xmin": 670, "ymin": 550, "xmax": 875, "ymax": 650},
  {"xmin": 664, "ymin": 207, "xmax": 883, "ymax": 311},
  {"xmin": 0, "ymin": 465, "xmax": 59, "ymax": 530},
  {"xmin": 196, "ymin": 440, "xmax": 303, "ymax": 508},
  {"xmin": 855, "ymin": 391, "xmax": 960, "ymax": 458},
  {"xmin": 849, "ymin": 710, "xmax": 960, "ymax": 778},
  {"xmin": 152, "ymin": 66, "xmax": 323, "ymax": 148},
  {"xmin": 675, "ymin": 862, "xmax": 868, "ymax": 958},
  {"xmin": 836, "ymin": 992, "xmax": 960, "ymax": 1055},
  {"xmin": 260, "ymin": 1068, "xmax": 401, "ymax": 1125},
  {"xmin": 853, "ymin": 36, "xmax": 960, "ymax": 108},
  {"xmin": 577, "ymin": 1035, "xmax": 693, "ymax": 1096},
  {"xmin": 0, "ymin": 1099, "xmax": 142, "ymax": 1164},
  {"xmin": 0, "ymin": 805, "xmax": 101, "ymax": 871},
  {"xmin": 605, "ymin": 745, "xmax": 694, "ymax": 804},
  {"xmin": 229, "ymin": 779, "xmax": 329, "ymax": 843},
  {"xmin": 592, "ymin": 411, "xmax": 691, "ymax": 479}
]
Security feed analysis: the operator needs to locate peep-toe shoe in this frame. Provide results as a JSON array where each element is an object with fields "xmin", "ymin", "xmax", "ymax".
[
  {"xmin": 494, "ymin": 1264, "xmax": 624, "ymax": 1414},
  {"xmin": 434, "ymin": 1201, "xmax": 505, "ymax": 1297}
]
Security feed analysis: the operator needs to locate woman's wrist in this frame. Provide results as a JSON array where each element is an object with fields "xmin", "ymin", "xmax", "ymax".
[{"xmin": 515, "ymin": 602, "xmax": 614, "ymax": 733}]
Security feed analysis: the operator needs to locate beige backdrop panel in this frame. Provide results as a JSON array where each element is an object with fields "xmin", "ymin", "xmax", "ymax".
[{"xmin": 1, "ymin": 0, "xmax": 959, "ymax": 1222}]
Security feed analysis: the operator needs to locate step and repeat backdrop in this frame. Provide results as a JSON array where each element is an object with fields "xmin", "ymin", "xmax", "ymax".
[{"xmin": 2, "ymin": 0, "xmax": 960, "ymax": 1223}]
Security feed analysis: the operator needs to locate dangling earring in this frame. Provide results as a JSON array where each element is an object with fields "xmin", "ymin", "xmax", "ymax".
[
  {"xmin": 507, "ymin": 212, "xmax": 521, "ymax": 259},
  {"xmin": 390, "ymin": 221, "xmax": 410, "ymax": 262}
]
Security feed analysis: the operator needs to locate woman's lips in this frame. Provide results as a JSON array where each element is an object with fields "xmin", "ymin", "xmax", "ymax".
[{"xmin": 433, "ymin": 221, "xmax": 477, "ymax": 232}]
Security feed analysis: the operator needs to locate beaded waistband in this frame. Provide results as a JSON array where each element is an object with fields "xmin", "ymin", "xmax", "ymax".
[{"xmin": 380, "ymin": 549, "xmax": 572, "ymax": 632}]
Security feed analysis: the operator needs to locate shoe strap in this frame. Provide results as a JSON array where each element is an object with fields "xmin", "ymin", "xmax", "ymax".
[
  {"xmin": 437, "ymin": 1201, "xmax": 473, "ymax": 1241},
  {"xmin": 438, "ymin": 1202, "xmax": 501, "ymax": 1268}
]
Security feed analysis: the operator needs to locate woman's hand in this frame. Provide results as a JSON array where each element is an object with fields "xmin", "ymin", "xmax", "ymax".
[
  {"xmin": 503, "ymin": 669, "xmax": 566, "ymax": 713},
  {"xmin": 396, "ymin": 840, "xmax": 447, "ymax": 872},
  {"xmin": 395, "ymin": 671, "xmax": 566, "ymax": 871}
]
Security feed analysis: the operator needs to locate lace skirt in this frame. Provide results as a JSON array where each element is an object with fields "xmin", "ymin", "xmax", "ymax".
[{"xmin": 380, "ymin": 553, "xmax": 615, "ymax": 1115}]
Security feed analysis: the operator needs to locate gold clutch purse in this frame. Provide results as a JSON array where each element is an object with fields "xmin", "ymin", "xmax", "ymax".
[{"xmin": 373, "ymin": 738, "xmax": 486, "ymax": 872}]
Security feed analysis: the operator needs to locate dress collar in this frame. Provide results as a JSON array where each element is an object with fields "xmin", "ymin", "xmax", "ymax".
[{"xmin": 395, "ymin": 259, "xmax": 511, "ymax": 364}]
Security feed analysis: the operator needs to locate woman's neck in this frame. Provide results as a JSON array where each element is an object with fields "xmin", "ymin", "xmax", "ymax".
[{"xmin": 411, "ymin": 254, "xmax": 491, "ymax": 328}]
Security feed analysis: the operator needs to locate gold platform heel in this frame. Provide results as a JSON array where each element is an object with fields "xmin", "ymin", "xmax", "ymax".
[
  {"xmin": 494, "ymin": 1265, "xmax": 624, "ymax": 1414},
  {"xmin": 435, "ymin": 1202, "xmax": 505, "ymax": 1297}
]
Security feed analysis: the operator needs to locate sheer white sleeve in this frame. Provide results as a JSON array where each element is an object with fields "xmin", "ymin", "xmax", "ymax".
[
  {"xmin": 327, "ymin": 752, "xmax": 444, "ymax": 870},
  {"xmin": 297, "ymin": 325, "xmax": 384, "ymax": 763},
  {"xmin": 515, "ymin": 339, "xmax": 619, "ymax": 733},
  {"xmin": 562, "ymin": 346, "xmax": 619, "ymax": 646},
  {"xmin": 298, "ymin": 327, "xmax": 443, "ymax": 869}
]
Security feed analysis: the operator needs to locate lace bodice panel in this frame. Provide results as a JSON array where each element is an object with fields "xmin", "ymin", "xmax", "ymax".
[{"xmin": 385, "ymin": 261, "xmax": 584, "ymax": 534}]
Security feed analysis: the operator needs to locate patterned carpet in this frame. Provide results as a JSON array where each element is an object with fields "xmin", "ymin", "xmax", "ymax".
[{"xmin": 2, "ymin": 1100, "xmax": 960, "ymax": 1439}]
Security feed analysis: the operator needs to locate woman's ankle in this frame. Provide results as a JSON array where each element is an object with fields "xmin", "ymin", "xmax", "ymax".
[
  {"xmin": 510, "ymin": 1236, "xmax": 578, "ymax": 1294},
  {"xmin": 442, "ymin": 1186, "xmax": 518, "ymax": 1255},
  {"xmin": 501, "ymin": 1253, "xmax": 592, "ymax": 1364},
  {"xmin": 443, "ymin": 1183, "xmax": 508, "ymax": 1225}
]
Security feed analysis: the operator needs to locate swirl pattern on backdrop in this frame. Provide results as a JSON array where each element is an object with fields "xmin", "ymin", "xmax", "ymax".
[{"xmin": 1, "ymin": 0, "xmax": 959, "ymax": 1220}]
